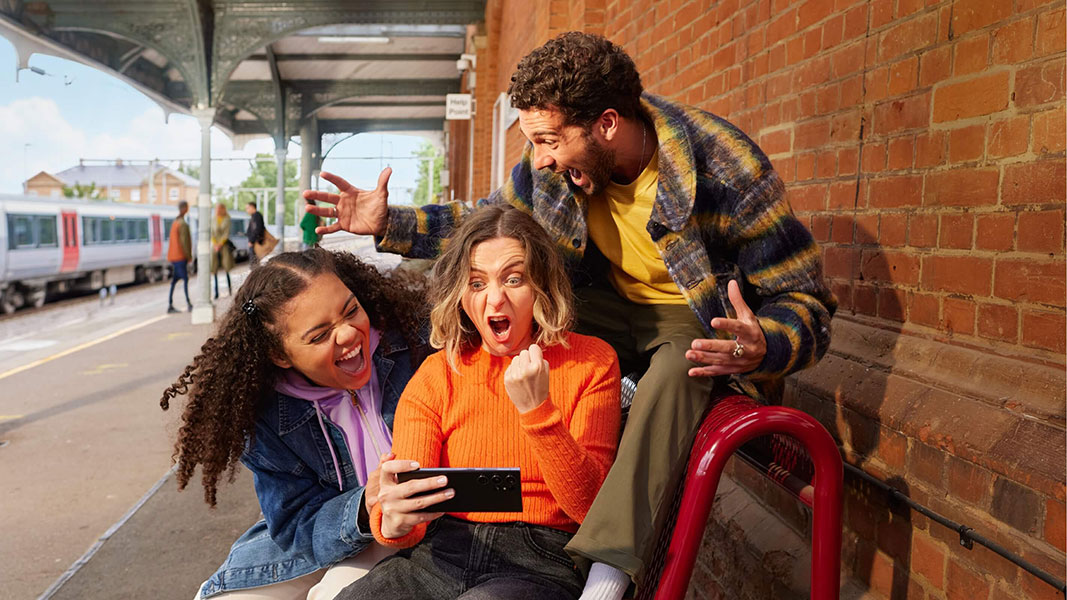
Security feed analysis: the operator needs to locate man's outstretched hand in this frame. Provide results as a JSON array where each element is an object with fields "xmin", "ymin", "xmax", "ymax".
[
  {"xmin": 686, "ymin": 279, "xmax": 767, "ymax": 376},
  {"xmin": 302, "ymin": 168, "xmax": 392, "ymax": 237}
]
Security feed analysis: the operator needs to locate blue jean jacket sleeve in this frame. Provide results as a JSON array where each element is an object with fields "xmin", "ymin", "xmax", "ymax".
[{"xmin": 241, "ymin": 424, "xmax": 374, "ymax": 567}]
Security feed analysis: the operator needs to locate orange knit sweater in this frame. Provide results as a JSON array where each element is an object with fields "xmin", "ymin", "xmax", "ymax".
[{"xmin": 371, "ymin": 331, "xmax": 621, "ymax": 548}]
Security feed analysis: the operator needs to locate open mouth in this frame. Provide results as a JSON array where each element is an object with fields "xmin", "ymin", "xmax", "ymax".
[
  {"xmin": 567, "ymin": 168, "xmax": 586, "ymax": 188},
  {"xmin": 335, "ymin": 343, "xmax": 365, "ymax": 376},
  {"xmin": 488, "ymin": 316, "xmax": 511, "ymax": 340}
]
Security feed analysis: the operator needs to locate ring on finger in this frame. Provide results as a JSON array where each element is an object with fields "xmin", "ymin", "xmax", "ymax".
[{"xmin": 732, "ymin": 339, "xmax": 745, "ymax": 358}]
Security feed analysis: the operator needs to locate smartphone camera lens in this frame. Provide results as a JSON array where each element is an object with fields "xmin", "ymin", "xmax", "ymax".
[
  {"xmin": 491, "ymin": 474, "xmax": 502, "ymax": 485},
  {"xmin": 505, "ymin": 475, "xmax": 516, "ymax": 486},
  {"xmin": 478, "ymin": 475, "xmax": 489, "ymax": 485}
]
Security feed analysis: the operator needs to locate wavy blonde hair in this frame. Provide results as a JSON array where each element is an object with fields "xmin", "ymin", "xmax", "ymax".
[{"xmin": 429, "ymin": 205, "xmax": 573, "ymax": 370}]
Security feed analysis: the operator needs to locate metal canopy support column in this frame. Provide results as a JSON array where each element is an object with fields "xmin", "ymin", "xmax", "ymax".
[
  {"xmin": 191, "ymin": 107, "xmax": 215, "ymax": 325},
  {"xmin": 274, "ymin": 147, "xmax": 286, "ymax": 252}
]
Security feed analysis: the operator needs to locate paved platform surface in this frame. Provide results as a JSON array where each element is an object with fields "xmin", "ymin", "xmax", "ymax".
[{"xmin": 2, "ymin": 234, "xmax": 396, "ymax": 600}]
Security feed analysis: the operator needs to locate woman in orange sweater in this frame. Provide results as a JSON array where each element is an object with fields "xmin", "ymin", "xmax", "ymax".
[{"xmin": 336, "ymin": 205, "xmax": 621, "ymax": 600}]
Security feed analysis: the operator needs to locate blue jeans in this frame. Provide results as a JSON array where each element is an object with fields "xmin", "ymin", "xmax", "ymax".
[{"xmin": 336, "ymin": 517, "xmax": 583, "ymax": 600}]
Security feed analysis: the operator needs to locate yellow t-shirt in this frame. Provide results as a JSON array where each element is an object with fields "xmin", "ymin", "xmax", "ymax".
[{"xmin": 586, "ymin": 150, "xmax": 687, "ymax": 305}]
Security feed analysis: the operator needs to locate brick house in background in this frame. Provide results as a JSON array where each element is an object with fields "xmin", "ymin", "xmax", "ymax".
[
  {"xmin": 24, "ymin": 160, "xmax": 198, "ymax": 205},
  {"xmin": 444, "ymin": 2, "xmax": 1066, "ymax": 599}
]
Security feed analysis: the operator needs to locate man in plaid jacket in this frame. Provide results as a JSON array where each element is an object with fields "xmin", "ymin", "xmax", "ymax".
[{"xmin": 305, "ymin": 32, "xmax": 835, "ymax": 599}]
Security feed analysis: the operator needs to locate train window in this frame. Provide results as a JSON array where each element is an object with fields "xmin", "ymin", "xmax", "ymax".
[
  {"xmin": 115, "ymin": 220, "xmax": 128, "ymax": 243},
  {"xmin": 138, "ymin": 220, "xmax": 149, "ymax": 242},
  {"xmin": 37, "ymin": 216, "xmax": 57, "ymax": 247},
  {"xmin": 100, "ymin": 219, "xmax": 113, "ymax": 243},
  {"xmin": 8, "ymin": 215, "xmax": 34, "ymax": 249},
  {"xmin": 163, "ymin": 218, "xmax": 174, "ymax": 241}
]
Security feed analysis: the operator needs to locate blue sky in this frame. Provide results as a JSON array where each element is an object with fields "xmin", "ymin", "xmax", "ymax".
[{"xmin": 0, "ymin": 37, "xmax": 432, "ymax": 203}]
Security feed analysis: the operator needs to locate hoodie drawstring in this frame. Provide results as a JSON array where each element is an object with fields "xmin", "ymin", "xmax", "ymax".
[{"xmin": 312, "ymin": 402, "xmax": 345, "ymax": 492}]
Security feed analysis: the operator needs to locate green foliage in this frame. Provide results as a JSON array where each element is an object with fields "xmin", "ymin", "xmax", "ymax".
[
  {"xmin": 177, "ymin": 162, "xmax": 200, "ymax": 181},
  {"xmin": 62, "ymin": 182, "xmax": 100, "ymax": 200},
  {"xmin": 412, "ymin": 142, "xmax": 443, "ymax": 207},
  {"xmin": 233, "ymin": 153, "xmax": 301, "ymax": 224}
]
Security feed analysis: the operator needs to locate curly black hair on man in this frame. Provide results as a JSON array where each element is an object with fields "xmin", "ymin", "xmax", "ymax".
[
  {"xmin": 507, "ymin": 31, "xmax": 644, "ymax": 127},
  {"xmin": 160, "ymin": 248, "xmax": 427, "ymax": 506}
]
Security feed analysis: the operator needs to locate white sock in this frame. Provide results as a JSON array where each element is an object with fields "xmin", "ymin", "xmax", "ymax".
[{"xmin": 579, "ymin": 562, "xmax": 630, "ymax": 600}]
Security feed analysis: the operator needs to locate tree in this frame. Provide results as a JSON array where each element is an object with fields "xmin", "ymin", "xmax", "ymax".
[
  {"xmin": 234, "ymin": 153, "xmax": 300, "ymax": 224},
  {"xmin": 177, "ymin": 162, "xmax": 200, "ymax": 181},
  {"xmin": 62, "ymin": 182, "xmax": 101, "ymax": 200},
  {"xmin": 412, "ymin": 142, "xmax": 443, "ymax": 207}
]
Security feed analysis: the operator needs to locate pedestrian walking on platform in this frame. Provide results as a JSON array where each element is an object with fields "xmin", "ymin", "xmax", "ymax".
[
  {"xmin": 245, "ymin": 201, "xmax": 265, "ymax": 268},
  {"xmin": 161, "ymin": 248, "xmax": 431, "ymax": 600},
  {"xmin": 300, "ymin": 200, "xmax": 322, "ymax": 250},
  {"xmin": 211, "ymin": 203, "xmax": 235, "ymax": 298},
  {"xmin": 167, "ymin": 200, "xmax": 192, "ymax": 313}
]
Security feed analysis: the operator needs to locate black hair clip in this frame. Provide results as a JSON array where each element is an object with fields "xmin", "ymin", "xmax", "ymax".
[{"xmin": 242, "ymin": 299, "xmax": 259, "ymax": 318}]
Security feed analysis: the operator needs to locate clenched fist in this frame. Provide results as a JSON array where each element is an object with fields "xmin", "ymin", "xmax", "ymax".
[{"xmin": 504, "ymin": 344, "xmax": 550, "ymax": 413}]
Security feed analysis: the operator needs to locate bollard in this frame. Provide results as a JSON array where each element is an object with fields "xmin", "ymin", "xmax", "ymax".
[{"xmin": 108, "ymin": 284, "xmax": 117, "ymax": 304}]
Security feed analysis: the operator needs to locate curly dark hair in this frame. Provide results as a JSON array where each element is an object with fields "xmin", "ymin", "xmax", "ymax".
[
  {"xmin": 160, "ymin": 248, "xmax": 428, "ymax": 506},
  {"xmin": 507, "ymin": 31, "xmax": 644, "ymax": 127}
]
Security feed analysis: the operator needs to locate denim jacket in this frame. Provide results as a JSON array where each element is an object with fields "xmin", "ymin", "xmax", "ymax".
[{"xmin": 199, "ymin": 329, "xmax": 425, "ymax": 598}]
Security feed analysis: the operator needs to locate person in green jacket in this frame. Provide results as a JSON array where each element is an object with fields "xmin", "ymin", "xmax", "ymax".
[{"xmin": 300, "ymin": 200, "xmax": 322, "ymax": 250}]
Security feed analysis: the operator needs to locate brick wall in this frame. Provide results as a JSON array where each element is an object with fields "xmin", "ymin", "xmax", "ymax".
[{"xmin": 457, "ymin": 1, "xmax": 1066, "ymax": 598}]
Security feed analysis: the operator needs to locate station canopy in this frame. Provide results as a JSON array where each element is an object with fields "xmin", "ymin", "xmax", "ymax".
[{"xmin": 0, "ymin": 1, "xmax": 486, "ymax": 147}]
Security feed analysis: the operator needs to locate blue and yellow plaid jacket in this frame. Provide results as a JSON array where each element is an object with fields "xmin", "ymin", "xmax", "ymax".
[{"xmin": 378, "ymin": 94, "xmax": 835, "ymax": 401}]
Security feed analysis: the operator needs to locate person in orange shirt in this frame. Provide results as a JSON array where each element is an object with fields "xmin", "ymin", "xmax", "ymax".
[
  {"xmin": 336, "ymin": 205, "xmax": 621, "ymax": 600},
  {"xmin": 167, "ymin": 200, "xmax": 193, "ymax": 313}
]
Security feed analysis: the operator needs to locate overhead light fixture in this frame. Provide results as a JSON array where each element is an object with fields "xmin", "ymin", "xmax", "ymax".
[{"xmin": 318, "ymin": 36, "xmax": 391, "ymax": 44}]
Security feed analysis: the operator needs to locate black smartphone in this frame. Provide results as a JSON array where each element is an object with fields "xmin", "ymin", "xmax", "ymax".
[{"xmin": 396, "ymin": 467, "xmax": 523, "ymax": 513}]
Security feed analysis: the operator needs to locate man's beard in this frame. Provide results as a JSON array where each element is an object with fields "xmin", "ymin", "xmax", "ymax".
[{"xmin": 566, "ymin": 132, "xmax": 615, "ymax": 196}]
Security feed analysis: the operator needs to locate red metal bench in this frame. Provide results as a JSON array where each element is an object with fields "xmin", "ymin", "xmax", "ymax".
[{"xmin": 634, "ymin": 394, "xmax": 843, "ymax": 600}]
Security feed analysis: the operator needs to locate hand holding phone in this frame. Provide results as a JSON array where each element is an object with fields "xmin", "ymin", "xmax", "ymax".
[
  {"xmin": 397, "ymin": 468, "xmax": 523, "ymax": 513},
  {"xmin": 377, "ymin": 460, "xmax": 453, "ymax": 539}
]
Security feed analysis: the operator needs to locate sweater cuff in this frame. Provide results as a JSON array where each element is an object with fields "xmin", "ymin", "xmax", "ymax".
[
  {"xmin": 518, "ymin": 397, "xmax": 565, "ymax": 433},
  {"xmin": 374, "ymin": 207, "xmax": 417, "ymax": 255},
  {"xmin": 747, "ymin": 316, "xmax": 795, "ymax": 380},
  {"xmin": 370, "ymin": 503, "xmax": 425, "ymax": 548}
]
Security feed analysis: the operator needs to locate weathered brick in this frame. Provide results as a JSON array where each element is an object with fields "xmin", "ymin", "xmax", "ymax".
[
  {"xmin": 880, "ymin": 12, "xmax": 937, "ymax": 60},
  {"xmin": 991, "ymin": 477, "xmax": 1043, "ymax": 534},
  {"xmin": 907, "ymin": 439, "xmax": 945, "ymax": 487},
  {"xmin": 861, "ymin": 249, "xmax": 920, "ymax": 285},
  {"xmin": 855, "ymin": 213, "xmax": 879, "ymax": 244},
  {"xmin": 1032, "ymin": 108, "xmax": 1067, "ymax": 154},
  {"xmin": 952, "ymin": 0, "xmax": 1012, "ymax": 34},
  {"xmin": 869, "ymin": 174, "xmax": 923, "ymax": 208},
  {"xmin": 925, "ymin": 168, "xmax": 999, "ymax": 207},
  {"xmin": 1035, "ymin": 7, "xmax": 1066, "ymax": 57},
  {"xmin": 887, "ymin": 56, "xmax": 918, "ymax": 96},
  {"xmin": 887, "ymin": 136, "xmax": 914, "ymax": 170},
  {"xmin": 831, "ymin": 214, "xmax": 854, "ymax": 243},
  {"xmin": 1021, "ymin": 309, "xmax": 1067, "ymax": 353},
  {"xmin": 881, "ymin": 213, "xmax": 907, "ymax": 247},
  {"xmin": 953, "ymin": 34, "xmax": 990, "ymax": 76},
  {"xmin": 796, "ymin": 152, "xmax": 817, "ymax": 181},
  {"xmin": 788, "ymin": 183, "xmax": 828, "ymax": 212},
  {"xmin": 862, "ymin": 141, "xmax": 887, "ymax": 173},
  {"xmin": 911, "ymin": 530, "xmax": 946, "ymax": 588},
  {"xmin": 854, "ymin": 283, "xmax": 878, "ymax": 316},
  {"xmin": 939, "ymin": 213, "xmax": 974, "ymax": 249},
  {"xmin": 909, "ymin": 213, "xmax": 938, "ymax": 248},
  {"xmin": 919, "ymin": 46, "xmax": 952, "ymax": 87},
  {"xmin": 977, "ymin": 302, "xmax": 1019, "ymax": 343},
  {"xmin": 810, "ymin": 214, "xmax": 831, "ymax": 242},
  {"xmin": 1045, "ymin": 499, "xmax": 1066, "ymax": 552},
  {"xmin": 923, "ymin": 255, "xmax": 993, "ymax": 295},
  {"xmin": 975, "ymin": 212, "xmax": 1016, "ymax": 252},
  {"xmin": 948, "ymin": 124, "xmax": 986, "ymax": 163},
  {"xmin": 1003, "ymin": 160, "xmax": 1067, "ymax": 206},
  {"xmin": 946, "ymin": 559, "xmax": 991, "ymax": 600},
  {"xmin": 878, "ymin": 286, "xmax": 907, "ymax": 321},
  {"xmin": 988, "ymin": 116, "xmax": 1030, "ymax": 158},
  {"xmin": 993, "ymin": 259, "xmax": 1065, "ymax": 306},
  {"xmin": 1015, "ymin": 58, "xmax": 1066, "ymax": 108},
  {"xmin": 838, "ymin": 146, "xmax": 859, "ymax": 175},
  {"xmin": 828, "ymin": 180, "xmax": 859, "ymax": 210},
  {"xmin": 1017, "ymin": 210, "xmax": 1065, "ymax": 254},
  {"xmin": 823, "ymin": 246, "xmax": 860, "ymax": 279},
  {"xmin": 932, "ymin": 70, "xmax": 1011, "ymax": 122},
  {"xmin": 909, "ymin": 291, "xmax": 940, "ymax": 328},
  {"xmin": 943, "ymin": 296, "xmax": 976, "ymax": 334},
  {"xmin": 915, "ymin": 130, "xmax": 946, "ymax": 167},
  {"xmin": 991, "ymin": 19, "xmax": 1034, "ymax": 65},
  {"xmin": 873, "ymin": 93, "xmax": 931, "ymax": 134}
]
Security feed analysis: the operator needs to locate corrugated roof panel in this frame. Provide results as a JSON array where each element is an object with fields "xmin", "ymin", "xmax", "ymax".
[
  {"xmin": 277, "ymin": 60, "xmax": 458, "ymax": 80},
  {"xmin": 316, "ymin": 105, "xmax": 446, "ymax": 119}
]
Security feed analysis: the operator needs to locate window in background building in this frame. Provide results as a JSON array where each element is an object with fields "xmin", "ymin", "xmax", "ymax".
[
  {"xmin": 149, "ymin": 189, "xmax": 157, "ymax": 201},
  {"xmin": 131, "ymin": 189, "xmax": 141, "ymax": 202},
  {"xmin": 169, "ymin": 188, "xmax": 179, "ymax": 201},
  {"xmin": 109, "ymin": 189, "xmax": 120, "ymax": 200},
  {"xmin": 51, "ymin": 189, "xmax": 61, "ymax": 197}
]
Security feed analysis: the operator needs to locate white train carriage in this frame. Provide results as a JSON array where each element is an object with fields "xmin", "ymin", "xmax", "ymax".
[{"xmin": 0, "ymin": 195, "xmax": 249, "ymax": 313}]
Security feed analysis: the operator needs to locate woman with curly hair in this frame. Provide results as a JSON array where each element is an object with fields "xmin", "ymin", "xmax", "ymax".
[
  {"xmin": 335, "ymin": 205, "xmax": 622, "ymax": 600},
  {"xmin": 161, "ymin": 248, "xmax": 431, "ymax": 600}
]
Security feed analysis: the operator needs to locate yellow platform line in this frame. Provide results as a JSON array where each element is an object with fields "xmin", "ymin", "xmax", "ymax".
[{"xmin": 0, "ymin": 315, "xmax": 168, "ymax": 382}]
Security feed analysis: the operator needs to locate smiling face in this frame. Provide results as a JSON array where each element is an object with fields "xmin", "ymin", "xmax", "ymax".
[
  {"xmin": 460, "ymin": 237, "xmax": 536, "ymax": 357},
  {"xmin": 518, "ymin": 107, "xmax": 616, "ymax": 196},
  {"xmin": 272, "ymin": 272, "xmax": 373, "ymax": 390}
]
